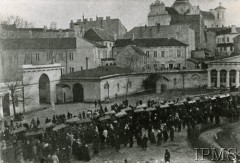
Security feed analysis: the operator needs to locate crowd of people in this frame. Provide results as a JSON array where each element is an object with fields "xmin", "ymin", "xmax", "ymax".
[{"xmin": 1, "ymin": 93, "xmax": 240, "ymax": 163}]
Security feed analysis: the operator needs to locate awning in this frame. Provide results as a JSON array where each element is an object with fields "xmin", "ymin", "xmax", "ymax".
[
  {"xmin": 146, "ymin": 107, "xmax": 156, "ymax": 112},
  {"xmin": 11, "ymin": 127, "xmax": 26, "ymax": 134},
  {"xmin": 25, "ymin": 129, "xmax": 45, "ymax": 136},
  {"xmin": 134, "ymin": 108, "xmax": 145, "ymax": 113},
  {"xmin": 136, "ymin": 103, "xmax": 147, "ymax": 109},
  {"xmin": 66, "ymin": 117, "xmax": 80, "ymax": 123}
]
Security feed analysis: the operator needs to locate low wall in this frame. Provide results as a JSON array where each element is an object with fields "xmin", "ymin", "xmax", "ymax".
[{"xmin": 188, "ymin": 119, "xmax": 239, "ymax": 162}]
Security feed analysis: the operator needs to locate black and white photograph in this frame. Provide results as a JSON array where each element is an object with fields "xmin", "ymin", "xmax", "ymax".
[{"xmin": 1, "ymin": 0, "xmax": 240, "ymax": 162}]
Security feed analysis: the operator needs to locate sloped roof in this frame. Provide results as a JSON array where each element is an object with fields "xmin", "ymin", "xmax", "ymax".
[
  {"xmin": 84, "ymin": 28, "xmax": 114, "ymax": 42},
  {"xmin": 61, "ymin": 66, "xmax": 134, "ymax": 79},
  {"xmin": 0, "ymin": 38, "xmax": 76, "ymax": 50},
  {"xmin": 115, "ymin": 38, "xmax": 187, "ymax": 47},
  {"xmin": 201, "ymin": 11, "xmax": 215, "ymax": 20},
  {"xmin": 130, "ymin": 45, "xmax": 147, "ymax": 56},
  {"xmin": 165, "ymin": 7, "xmax": 179, "ymax": 15},
  {"xmin": 87, "ymin": 40, "xmax": 107, "ymax": 48}
]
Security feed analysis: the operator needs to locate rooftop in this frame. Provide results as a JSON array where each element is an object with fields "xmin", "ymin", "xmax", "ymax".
[
  {"xmin": 61, "ymin": 66, "xmax": 134, "ymax": 79},
  {"xmin": 201, "ymin": 11, "xmax": 215, "ymax": 20},
  {"xmin": 115, "ymin": 38, "xmax": 187, "ymax": 48},
  {"xmin": 84, "ymin": 28, "xmax": 114, "ymax": 42},
  {"xmin": 0, "ymin": 38, "xmax": 77, "ymax": 50}
]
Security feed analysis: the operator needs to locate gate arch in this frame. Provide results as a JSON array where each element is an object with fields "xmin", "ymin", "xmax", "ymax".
[
  {"xmin": 73, "ymin": 83, "xmax": 84, "ymax": 102},
  {"xmin": 39, "ymin": 74, "xmax": 50, "ymax": 104}
]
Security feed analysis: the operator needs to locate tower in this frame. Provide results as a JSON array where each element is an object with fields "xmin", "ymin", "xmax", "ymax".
[
  {"xmin": 214, "ymin": 2, "xmax": 226, "ymax": 28},
  {"xmin": 148, "ymin": 0, "xmax": 171, "ymax": 26}
]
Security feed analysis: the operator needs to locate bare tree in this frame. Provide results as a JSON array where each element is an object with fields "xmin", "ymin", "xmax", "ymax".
[
  {"xmin": 3, "ymin": 67, "xmax": 22, "ymax": 117},
  {"xmin": 0, "ymin": 14, "xmax": 34, "ymax": 28}
]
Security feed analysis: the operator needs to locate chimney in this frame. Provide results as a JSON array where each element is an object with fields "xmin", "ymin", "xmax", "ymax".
[
  {"xmin": 132, "ymin": 33, "xmax": 135, "ymax": 41},
  {"xmin": 231, "ymin": 25, "xmax": 237, "ymax": 33},
  {"xmin": 90, "ymin": 18, "xmax": 93, "ymax": 21},
  {"xmin": 70, "ymin": 20, "xmax": 74, "ymax": 29},
  {"xmin": 106, "ymin": 16, "xmax": 111, "ymax": 20},
  {"xmin": 145, "ymin": 25, "xmax": 147, "ymax": 30},
  {"xmin": 43, "ymin": 25, "xmax": 47, "ymax": 32}
]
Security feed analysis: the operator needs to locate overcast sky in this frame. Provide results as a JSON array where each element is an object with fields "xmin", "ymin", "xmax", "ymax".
[{"xmin": 0, "ymin": 0, "xmax": 239, "ymax": 30}]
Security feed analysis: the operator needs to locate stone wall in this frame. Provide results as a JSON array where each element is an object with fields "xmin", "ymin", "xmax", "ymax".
[{"xmin": 156, "ymin": 70, "xmax": 207, "ymax": 93}]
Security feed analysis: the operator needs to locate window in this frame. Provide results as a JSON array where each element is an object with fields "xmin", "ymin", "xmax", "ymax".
[
  {"xmin": 69, "ymin": 67, "xmax": 74, "ymax": 73},
  {"xmin": 154, "ymin": 51, "xmax": 157, "ymax": 58},
  {"xmin": 146, "ymin": 51, "xmax": 150, "ymax": 57},
  {"xmin": 177, "ymin": 50, "xmax": 181, "ymax": 57},
  {"xmin": 224, "ymin": 47, "xmax": 227, "ymax": 51},
  {"xmin": 128, "ymin": 81, "xmax": 132, "ymax": 88},
  {"xmin": 154, "ymin": 64, "xmax": 158, "ymax": 70},
  {"xmin": 47, "ymin": 53, "xmax": 51, "ymax": 60},
  {"xmin": 69, "ymin": 53, "xmax": 74, "ymax": 60},
  {"xmin": 36, "ymin": 53, "xmax": 40, "ymax": 61},
  {"xmin": 161, "ymin": 64, "xmax": 165, "ymax": 69},
  {"xmin": 230, "ymin": 46, "xmax": 233, "ymax": 51},
  {"xmin": 222, "ymin": 38, "xmax": 225, "ymax": 43},
  {"xmin": 161, "ymin": 51, "xmax": 165, "ymax": 58},
  {"xmin": 177, "ymin": 63, "xmax": 181, "ymax": 69},
  {"xmin": 227, "ymin": 37, "xmax": 230, "ymax": 42},
  {"xmin": 98, "ymin": 50, "xmax": 101, "ymax": 59},
  {"xmin": 117, "ymin": 83, "xmax": 120, "ymax": 91},
  {"xmin": 59, "ymin": 53, "xmax": 63, "ymax": 60}
]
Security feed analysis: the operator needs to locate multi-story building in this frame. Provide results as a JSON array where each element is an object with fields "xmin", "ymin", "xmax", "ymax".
[
  {"xmin": 113, "ymin": 38, "xmax": 188, "ymax": 70},
  {"xmin": 115, "ymin": 45, "xmax": 158, "ymax": 72},
  {"xmin": 215, "ymin": 25, "xmax": 239, "ymax": 57},
  {"xmin": 146, "ymin": 0, "xmax": 226, "ymax": 51},
  {"xmin": 0, "ymin": 37, "xmax": 108, "ymax": 83},
  {"xmin": 122, "ymin": 24, "xmax": 194, "ymax": 57},
  {"xmin": 84, "ymin": 28, "xmax": 115, "ymax": 59},
  {"xmin": 70, "ymin": 16, "xmax": 127, "ymax": 39}
]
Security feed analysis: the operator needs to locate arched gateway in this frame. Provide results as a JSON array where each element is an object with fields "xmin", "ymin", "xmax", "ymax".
[{"xmin": 39, "ymin": 74, "xmax": 51, "ymax": 104}]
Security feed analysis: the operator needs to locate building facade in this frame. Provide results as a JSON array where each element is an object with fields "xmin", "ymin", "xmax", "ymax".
[
  {"xmin": 84, "ymin": 28, "xmax": 115, "ymax": 59},
  {"xmin": 207, "ymin": 55, "xmax": 240, "ymax": 89},
  {"xmin": 114, "ymin": 38, "xmax": 188, "ymax": 70},
  {"xmin": 115, "ymin": 45, "xmax": 158, "ymax": 72},
  {"xmin": 0, "ymin": 37, "xmax": 109, "ymax": 83},
  {"xmin": 146, "ymin": 0, "xmax": 226, "ymax": 51},
  {"xmin": 216, "ymin": 26, "xmax": 239, "ymax": 57}
]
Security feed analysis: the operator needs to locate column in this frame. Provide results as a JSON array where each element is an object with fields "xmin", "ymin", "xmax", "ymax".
[
  {"xmin": 0, "ymin": 93, "xmax": 4, "ymax": 119},
  {"xmin": 208, "ymin": 70, "xmax": 211, "ymax": 88},
  {"xmin": 217, "ymin": 70, "xmax": 220, "ymax": 88},
  {"xmin": 226, "ymin": 70, "xmax": 230, "ymax": 88},
  {"xmin": 236, "ymin": 70, "xmax": 240, "ymax": 88}
]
